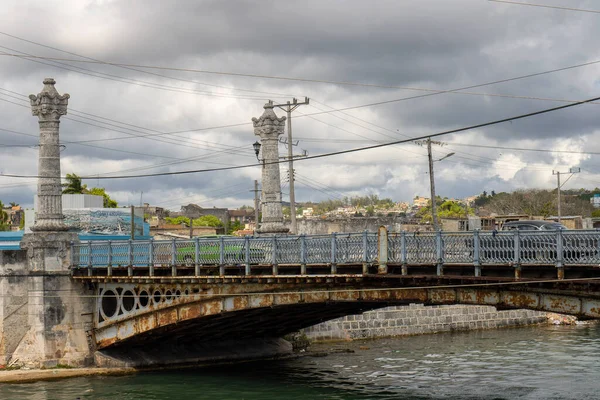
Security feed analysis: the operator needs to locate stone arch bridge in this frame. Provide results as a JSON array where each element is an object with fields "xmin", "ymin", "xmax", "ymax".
[{"xmin": 67, "ymin": 228, "xmax": 600, "ymax": 364}]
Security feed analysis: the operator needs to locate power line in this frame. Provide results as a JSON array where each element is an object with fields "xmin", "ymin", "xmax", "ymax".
[
  {"xmin": 0, "ymin": 90, "xmax": 255, "ymax": 157},
  {"xmin": 3, "ymin": 52, "xmax": 600, "ymax": 102},
  {"xmin": 489, "ymin": 0, "xmax": 600, "ymax": 14},
  {"xmin": 4, "ymin": 91, "xmax": 600, "ymax": 180},
  {"xmin": 0, "ymin": 44, "xmax": 269, "ymax": 101},
  {"xmin": 445, "ymin": 142, "xmax": 600, "ymax": 155},
  {"xmin": 0, "ymin": 30, "xmax": 295, "ymax": 99}
]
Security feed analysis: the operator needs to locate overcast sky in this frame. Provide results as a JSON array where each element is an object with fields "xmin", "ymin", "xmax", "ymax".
[{"xmin": 1, "ymin": 0, "xmax": 600, "ymax": 211}]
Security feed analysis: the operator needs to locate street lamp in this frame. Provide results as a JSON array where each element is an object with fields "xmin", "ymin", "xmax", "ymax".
[
  {"xmin": 436, "ymin": 152, "xmax": 455, "ymax": 162},
  {"xmin": 252, "ymin": 141, "xmax": 262, "ymax": 162}
]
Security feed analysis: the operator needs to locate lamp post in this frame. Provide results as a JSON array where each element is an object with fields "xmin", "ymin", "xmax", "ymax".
[{"xmin": 253, "ymin": 141, "xmax": 262, "ymax": 162}]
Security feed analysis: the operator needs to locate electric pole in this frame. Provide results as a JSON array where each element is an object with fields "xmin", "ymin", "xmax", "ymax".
[
  {"xmin": 553, "ymin": 167, "xmax": 580, "ymax": 224},
  {"xmin": 413, "ymin": 137, "xmax": 454, "ymax": 231},
  {"xmin": 427, "ymin": 138, "xmax": 439, "ymax": 231},
  {"xmin": 250, "ymin": 179, "xmax": 261, "ymax": 234},
  {"xmin": 273, "ymin": 97, "xmax": 309, "ymax": 234}
]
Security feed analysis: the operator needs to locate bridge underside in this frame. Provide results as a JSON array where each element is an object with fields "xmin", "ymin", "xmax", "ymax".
[{"xmin": 77, "ymin": 274, "xmax": 600, "ymax": 353}]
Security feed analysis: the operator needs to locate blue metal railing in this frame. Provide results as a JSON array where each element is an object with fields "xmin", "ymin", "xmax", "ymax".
[{"xmin": 71, "ymin": 230, "xmax": 600, "ymax": 269}]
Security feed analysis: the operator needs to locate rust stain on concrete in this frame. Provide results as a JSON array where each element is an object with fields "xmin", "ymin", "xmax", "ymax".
[
  {"xmin": 156, "ymin": 309, "xmax": 178, "ymax": 327},
  {"xmin": 503, "ymin": 292, "xmax": 538, "ymax": 308},
  {"xmin": 428, "ymin": 289, "xmax": 456, "ymax": 304}
]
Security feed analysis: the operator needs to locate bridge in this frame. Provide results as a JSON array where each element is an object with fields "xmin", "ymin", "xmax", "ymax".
[
  {"xmin": 4, "ymin": 78, "xmax": 600, "ymax": 369},
  {"xmin": 69, "ymin": 228, "xmax": 600, "ymax": 359}
]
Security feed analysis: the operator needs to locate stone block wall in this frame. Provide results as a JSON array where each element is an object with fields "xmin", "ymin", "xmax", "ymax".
[{"xmin": 303, "ymin": 304, "xmax": 547, "ymax": 342}]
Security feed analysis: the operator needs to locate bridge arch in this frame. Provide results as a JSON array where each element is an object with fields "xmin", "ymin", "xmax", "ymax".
[{"xmin": 93, "ymin": 280, "xmax": 600, "ymax": 349}]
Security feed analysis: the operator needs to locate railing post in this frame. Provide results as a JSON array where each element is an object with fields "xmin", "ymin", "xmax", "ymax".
[
  {"xmin": 219, "ymin": 236, "xmax": 225, "ymax": 276},
  {"xmin": 272, "ymin": 236, "xmax": 278, "ymax": 275},
  {"xmin": 171, "ymin": 239, "xmax": 177, "ymax": 277},
  {"xmin": 128, "ymin": 239, "xmax": 133, "ymax": 265},
  {"xmin": 556, "ymin": 229, "xmax": 564, "ymax": 280},
  {"xmin": 127, "ymin": 240, "xmax": 133, "ymax": 276},
  {"xmin": 514, "ymin": 230, "xmax": 521, "ymax": 280},
  {"xmin": 107, "ymin": 240, "xmax": 112, "ymax": 268},
  {"xmin": 401, "ymin": 231, "xmax": 408, "ymax": 276},
  {"xmin": 244, "ymin": 236, "xmax": 251, "ymax": 276},
  {"xmin": 106, "ymin": 242, "xmax": 112, "ymax": 276},
  {"xmin": 330, "ymin": 233, "xmax": 337, "ymax": 274},
  {"xmin": 473, "ymin": 230, "xmax": 481, "ymax": 277},
  {"xmin": 194, "ymin": 237, "xmax": 200, "ymax": 276},
  {"xmin": 436, "ymin": 230, "xmax": 443, "ymax": 276},
  {"xmin": 300, "ymin": 235, "xmax": 307, "ymax": 275},
  {"xmin": 87, "ymin": 241, "xmax": 93, "ymax": 269},
  {"xmin": 149, "ymin": 238, "xmax": 154, "ymax": 277},
  {"xmin": 362, "ymin": 230, "xmax": 369, "ymax": 275},
  {"xmin": 377, "ymin": 226, "xmax": 388, "ymax": 274}
]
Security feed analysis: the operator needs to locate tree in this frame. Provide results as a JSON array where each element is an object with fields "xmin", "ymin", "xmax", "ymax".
[
  {"xmin": 87, "ymin": 187, "xmax": 118, "ymax": 208},
  {"xmin": 9, "ymin": 202, "xmax": 18, "ymax": 207},
  {"xmin": 62, "ymin": 173, "xmax": 118, "ymax": 208},
  {"xmin": 228, "ymin": 220, "xmax": 244, "ymax": 234},
  {"xmin": 417, "ymin": 200, "xmax": 473, "ymax": 223},
  {"xmin": 62, "ymin": 173, "xmax": 87, "ymax": 194},
  {"xmin": 193, "ymin": 215, "xmax": 223, "ymax": 227},
  {"xmin": 0, "ymin": 201, "xmax": 9, "ymax": 231}
]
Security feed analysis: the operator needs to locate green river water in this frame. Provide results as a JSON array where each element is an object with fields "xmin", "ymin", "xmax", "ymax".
[{"xmin": 1, "ymin": 323, "xmax": 600, "ymax": 399}]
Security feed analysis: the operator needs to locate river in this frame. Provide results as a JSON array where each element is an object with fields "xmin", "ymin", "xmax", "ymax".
[{"xmin": 2, "ymin": 323, "xmax": 600, "ymax": 399}]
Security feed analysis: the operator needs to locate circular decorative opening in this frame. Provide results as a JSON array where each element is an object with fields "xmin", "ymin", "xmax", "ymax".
[
  {"xmin": 165, "ymin": 290, "xmax": 173, "ymax": 301},
  {"xmin": 122, "ymin": 290, "xmax": 135, "ymax": 312},
  {"xmin": 175, "ymin": 290, "xmax": 181, "ymax": 299},
  {"xmin": 139, "ymin": 290, "xmax": 150, "ymax": 308},
  {"xmin": 101, "ymin": 290, "xmax": 118, "ymax": 318},
  {"xmin": 153, "ymin": 290, "xmax": 162, "ymax": 304}
]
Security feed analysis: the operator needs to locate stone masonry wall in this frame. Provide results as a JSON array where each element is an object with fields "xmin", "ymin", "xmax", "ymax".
[{"xmin": 303, "ymin": 304, "xmax": 547, "ymax": 342}]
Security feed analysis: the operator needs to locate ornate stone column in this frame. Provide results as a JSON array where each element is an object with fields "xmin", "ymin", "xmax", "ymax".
[
  {"xmin": 12, "ymin": 80, "xmax": 92, "ymax": 369},
  {"xmin": 29, "ymin": 78, "xmax": 69, "ymax": 231},
  {"xmin": 252, "ymin": 102, "xmax": 289, "ymax": 235}
]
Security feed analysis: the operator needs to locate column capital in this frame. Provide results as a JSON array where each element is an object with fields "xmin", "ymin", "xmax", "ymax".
[
  {"xmin": 29, "ymin": 78, "xmax": 69, "ymax": 121},
  {"xmin": 252, "ymin": 101, "xmax": 286, "ymax": 138}
]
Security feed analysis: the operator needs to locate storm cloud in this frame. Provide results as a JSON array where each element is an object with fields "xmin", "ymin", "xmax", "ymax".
[{"xmin": 1, "ymin": 0, "xmax": 600, "ymax": 210}]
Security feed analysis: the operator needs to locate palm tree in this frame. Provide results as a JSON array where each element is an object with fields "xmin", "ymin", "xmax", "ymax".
[
  {"xmin": 62, "ymin": 173, "xmax": 87, "ymax": 194},
  {"xmin": 0, "ymin": 201, "xmax": 8, "ymax": 229}
]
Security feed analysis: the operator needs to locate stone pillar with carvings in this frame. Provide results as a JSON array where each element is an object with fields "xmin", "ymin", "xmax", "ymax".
[
  {"xmin": 12, "ymin": 80, "xmax": 92, "ymax": 368},
  {"xmin": 29, "ymin": 78, "xmax": 69, "ymax": 231},
  {"xmin": 252, "ymin": 102, "xmax": 289, "ymax": 235}
]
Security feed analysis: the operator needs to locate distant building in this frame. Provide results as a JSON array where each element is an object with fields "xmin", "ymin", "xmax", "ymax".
[
  {"xmin": 591, "ymin": 194, "xmax": 600, "ymax": 208},
  {"xmin": 229, "ymin": 209, "xmax": 254, "ymax": 223},
  {"xmin": 177, "ymin": 204, "xmax": 230, "ymax": 230},
  {"xmin": 413, "ymin": 196, "xmax": 430, "ymax": 208},
  {"xmin": 134, "ymin": 203, "xmax": 167, "ymax": 220}
]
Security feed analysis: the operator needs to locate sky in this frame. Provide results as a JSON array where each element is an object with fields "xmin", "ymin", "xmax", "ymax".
[{"xmin": 1, "ymin": 0, "xmax": 600, "ymax": 211}]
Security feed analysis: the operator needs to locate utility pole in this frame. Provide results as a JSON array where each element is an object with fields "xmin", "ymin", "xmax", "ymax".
[
  {"xmin": 414, "ymin": 137, "xmax": 454, "ymax": 231},
  {"xmin": 553, "ymin": 167, "xmax": 580, "ymax": 224},
  {"xmin": 250, "ymin": 179, "xmax": 261, "ymax": 234},
  {"xmin": 426, "ymin": 138, "xmax": 438, "ymax": 231},
  {"xmin": 273, "ymin": 97, "xmax": 309, "ymax": 234}
]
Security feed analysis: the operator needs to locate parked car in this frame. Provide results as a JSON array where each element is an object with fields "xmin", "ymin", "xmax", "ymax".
[
  {"xmin": 500, "ymin": 220, "xmax": 567, "ymax": 231},
  {"xmin": 482, "ymin": 220, "xmax": 594, "ymax": 263}
]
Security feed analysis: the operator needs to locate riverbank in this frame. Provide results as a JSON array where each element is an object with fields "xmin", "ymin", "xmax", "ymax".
[
  {"xmin": 302, "ymin": 304, "xmax": 548, "ymax": 342},
  {"xmin": 0, "ymin": 367, "xmax": 137, "ymax": 384}
]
